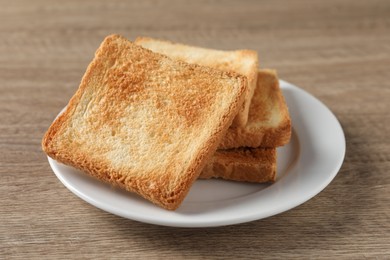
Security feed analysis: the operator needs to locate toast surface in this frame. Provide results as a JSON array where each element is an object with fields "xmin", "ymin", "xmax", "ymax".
[
  {"xmin": 219, "ymin": 70, "xmax": 291, "ymax": 149},
  {"xmin": 201, "ymin": 148, "xmax": 276, "ymax": 183},
  {"xmin": 42, "ymin": 34, "xmax": 247, "ymax": 210},
  {"xmin": 135, "ymin": 37, "xmax": 258, "ymax": 127}
]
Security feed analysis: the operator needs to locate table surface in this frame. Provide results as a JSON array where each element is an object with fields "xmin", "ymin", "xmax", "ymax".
[{"xmin": 1, "ymin": 0, "xmax": 389, "ymax": 258}]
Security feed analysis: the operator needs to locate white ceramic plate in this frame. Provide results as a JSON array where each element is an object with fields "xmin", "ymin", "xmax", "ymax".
[{"xmin": 48, "ymin": 80, "xmax": 345, "ymax": 227}]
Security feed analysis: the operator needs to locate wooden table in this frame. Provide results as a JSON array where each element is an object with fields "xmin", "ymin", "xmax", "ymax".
[{"xmin": 1, "ymin": 0, "xmax": 389, "ymax": 258}]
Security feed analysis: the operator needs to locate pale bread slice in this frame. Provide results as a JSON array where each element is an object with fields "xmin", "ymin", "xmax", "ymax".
[
  {"xmin": 219, "ymin": 70, "xmax": 291, "ymax": 149},
  {"xmin": 42, "ymin": 34, "xmax": 247, "ymax": 210},
  {"xmin": 201, "ymin": 148, "xmax": 276, "ymax": 183},
  {"xmin": 134, "ymin": 36, "xmax": 258, "ymax": 127}
]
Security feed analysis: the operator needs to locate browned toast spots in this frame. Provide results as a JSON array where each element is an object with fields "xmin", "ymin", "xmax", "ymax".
[
  {"xmin": 135, "ymin": 36, "xmax": 258, "ymax": 127},
  {"xmin": 42, "ymin": 34, "xmax": 247, "ymax": 210}
]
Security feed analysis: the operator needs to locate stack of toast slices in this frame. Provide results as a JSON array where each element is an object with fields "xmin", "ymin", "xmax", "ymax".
[{"xmin": 42, "ymin": 34, "xmax": 291, "ymax": 210}]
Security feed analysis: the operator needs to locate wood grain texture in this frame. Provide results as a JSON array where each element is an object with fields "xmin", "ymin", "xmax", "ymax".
[{"xmin": 1, "ymin": 0, "xmax": 389, "ymax": 259}]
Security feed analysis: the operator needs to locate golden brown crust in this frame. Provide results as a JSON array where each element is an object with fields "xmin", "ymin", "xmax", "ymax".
[
  {"xmin": 42, "ymin": 34, "xmax": 247, "ymax": 210},
  {"xmin": 200, "ymin": 148, "xmax": 276, "ymax": 183},
  {"xmin": 219, "ymin": 69, "xmax": 292, "ymax": 149},
  {"xmin": 134, "ymin": 38, "xmax": 290, "ymax": 148},
  {"xmin": 134, "ymin": 36, "xmax": 258, "ymax": 127},
  {"xmin": 230, "ymin": 50, "xmax": 259, "ymax": 127}
]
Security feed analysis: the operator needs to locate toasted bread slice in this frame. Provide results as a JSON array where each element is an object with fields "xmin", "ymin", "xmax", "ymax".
[
  {"xmin": 219, "ymin": 70, "xmax": 291, "ymax": 149},
  {"xmin": 201, "ymin": 148, "xmax": 276, "ymax": 183},
  {"xmin": 135, "ymin": 36, "xmax": 258, "ymax": 127},
  {"xmin": 42, "ymin": 34, "xmax": 247, "ymax": 210}
]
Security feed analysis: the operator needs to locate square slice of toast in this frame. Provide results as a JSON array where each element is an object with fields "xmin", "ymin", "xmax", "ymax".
[
  {"xmin": 42, "ymin": 34, "xmax": 247, "ymax": 210},
  {"xmin": 201, "ymin": 148, "xmax": 276, "ymax": 183},
  {"xmin": 219, "ymin": 70, "xmax": 291, "ymax": 149},
  {"xmin": 135, "ymin": 36, "xmax": 258, "ymax": 127}
]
